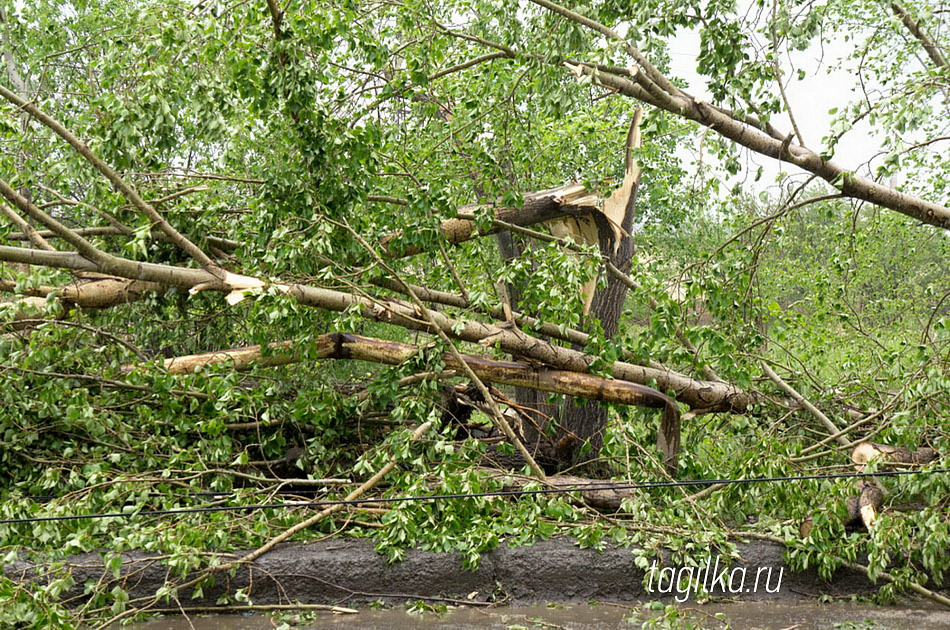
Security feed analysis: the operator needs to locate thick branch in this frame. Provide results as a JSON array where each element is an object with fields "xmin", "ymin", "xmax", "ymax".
[
  {"xmin": 762, "ymin": 362, "xmax": 848, "ymax": 446},
  {"xmin": 0, "ymin": 245, "xmax": 750, "ymax": 411},
  {"xmin": 851, "ymin": 441, "xmax": 939, "ymax": 468},
  {"xmin": 0, "ymin": 275, "xmax": 165, "ymax": 311},
  {"xmin": 288, "ymin": 285, "xmax": 750, "ymax": 411},
  {"xmin": 891, "ymin": 3, "xmax": 950, "ymax": 70},
  {"xmin": 137, "ymin": 332, "xmax": 679, "ymax": 413},
  {"xmin": 0, "ymin": 201, "xmax": 54, "ymax": 250},
  {"xmin": 583, "ymin": 67, "xmax": 950, "ymax": 229},
  {"xmin": 0, "ymin": 245, "xmax": 99, "ymax": 272},
  {"xmin": 0, "ymin": 244, "xmax": 216, "ymax": 287}
]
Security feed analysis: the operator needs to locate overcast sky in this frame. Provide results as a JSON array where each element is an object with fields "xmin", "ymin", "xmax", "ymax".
[{"xmin": 666, "ymin": 24, "xmax": 889, "ymax": 195}]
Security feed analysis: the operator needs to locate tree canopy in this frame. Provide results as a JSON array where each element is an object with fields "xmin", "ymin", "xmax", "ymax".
[{"xmin": 0, "ymin": 0, "xmax": 948, "ymax": 625}]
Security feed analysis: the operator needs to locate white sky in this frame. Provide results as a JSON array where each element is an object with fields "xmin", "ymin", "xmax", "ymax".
[{"xmin": 666, "ymin": 25, "xmax": 888, "ymax": 195}]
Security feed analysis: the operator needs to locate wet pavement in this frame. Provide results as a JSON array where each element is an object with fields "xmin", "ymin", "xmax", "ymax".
[{"xmin": 123, "ymin": 600, "xmax": 950, "ymax": 629}]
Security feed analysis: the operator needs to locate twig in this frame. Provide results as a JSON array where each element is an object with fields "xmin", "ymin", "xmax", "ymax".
[
  {"xmin": 149, "ymin": 603, "xmax": 357, "ymax": 614},
  {"xmin": 215, "ymin": 420, "xmax": 434, "ymax": 569},
  {"xmin": 761, "ymin": 362, "xmax": 849, "ymax": 447},
  {"xmin": 338, "ymin": 218, "xmax": 546, "ymax": 479}
]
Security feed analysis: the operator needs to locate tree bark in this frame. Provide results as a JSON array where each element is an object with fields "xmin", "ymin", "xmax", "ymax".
[
  {"xmin": 380, "ymin": 182, "xmax": 602, "ymax": 257},
  {"xmin": 130, "ymin": 331, "xmax": 679, "ymax": 415},
  {"xmin": 0, "ymin": 239, "xmax": 749, "ymax": 412},
  {"xmin": 0, "ymin": 274, "xmax": 167, "ymax": 311}
]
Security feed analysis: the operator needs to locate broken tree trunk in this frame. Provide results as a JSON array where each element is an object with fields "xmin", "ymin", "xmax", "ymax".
[
  {"xmin": 557, "ymin": 108, "xmax": 656, "ymax": 472},
  {"xmin": 129, "ymin": 332, "xmax": 678, "ymax": 419},
  {"xmin": 379, "ymin": 182, "xmax": 603, "ymax": 257},
  {"xmin": 848, "ymin": 441, "xmax": 939, "ymax": 529},
  {"xmin": 0, "ymin": 238, "xmax": 751, "ymax": 413},
  {"xmin": 489, "ymin": 108, "xmax": 675, "ymax": 473}
]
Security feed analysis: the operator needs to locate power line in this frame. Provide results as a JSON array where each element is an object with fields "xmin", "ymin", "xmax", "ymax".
[
  {"xmin": 21, "ymin": 488, "xmax": 329, "ymax": 502},
  {"xmin": 1, "ymin": 467, "xmax": 946, "ymax": 525}
]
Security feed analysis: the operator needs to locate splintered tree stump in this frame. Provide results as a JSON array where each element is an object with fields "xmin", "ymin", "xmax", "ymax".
[
  {"xmin": 802, "ymin": 441, "xmax": 939, "ymax": 536},
  {"xmin": 847, "ymin": 441, "xmax": 938, "ymax": 529}
]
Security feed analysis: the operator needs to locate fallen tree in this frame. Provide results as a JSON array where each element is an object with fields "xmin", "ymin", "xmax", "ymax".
[
  {"xmin": 3, "ymin": 3, "xmax": 950, "ymax": 625},
  {"xmin": 128, "ymin": 332, "xmax": 682, "ymax": 468},
  {"xmin": 0, "ymin": 88, "xmax": 755, "ymax": 475}
]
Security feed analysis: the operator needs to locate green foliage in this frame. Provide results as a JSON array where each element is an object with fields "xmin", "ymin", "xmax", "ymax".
[{"xmin": 0, "ymin": 0, "xmax": 949, "ymax": 625}]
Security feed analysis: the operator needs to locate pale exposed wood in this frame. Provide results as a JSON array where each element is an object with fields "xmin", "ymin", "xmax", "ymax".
[
  {"xmin": 1, "ymin": 296, "xmax": 46, "ymax": 330},
  {"xmin": 379, "ymin": 182, "xmax": 599, "ymax": 256},
  {"xmin": 156, "ymin": 340, "xmax": 299, "ymax": 374},
  {"xmin": 546, "ymin": 214, "xmax": 601, "ymax": 314},
  {"xmin": 858, "ymin": 482, "xmax": 883, "ymax": 529},
  {"xmin": 851, "ymin": 441, "xmax": 939, "ymax": 468},
  {"xmin": 136, "ymin": 332, "xmax": 678, "ymax": 414}
]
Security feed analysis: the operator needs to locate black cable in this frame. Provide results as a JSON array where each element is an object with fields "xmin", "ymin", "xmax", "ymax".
[
  {"xmin": 1, "ymin": 467, "xmax": 946, "ymax": 526},
  {"xmin": 22, "ymin": 488, "xmax": 328, "ymax": 502}
]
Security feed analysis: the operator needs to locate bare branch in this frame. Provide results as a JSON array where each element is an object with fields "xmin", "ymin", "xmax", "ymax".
[
  {"xmin": 429, "ymin": 51, "xmax": 510, "ymax": 80},
  {"xmin": 0, "ymin": 244, "xmax": 214, "ymax": 287},
  {"xmin": 761, "ymin": 362, "xmax": 850, "ymax": 447},
  {"xmin": 0, "ymin": 178, "xmax": 113, "ymax": 265},
  {"xmin": 582, "ymin": 67, "xmax": 950, "ymax": 229}
]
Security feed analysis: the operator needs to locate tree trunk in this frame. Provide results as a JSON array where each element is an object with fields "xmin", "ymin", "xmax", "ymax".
[
  {"xmin": 128, "ymin": 332, "xmax": 680, "ymax": 412},
  {"xmin": 500, "ymin": 109, "xmax": 680, "ymax": 474}
]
